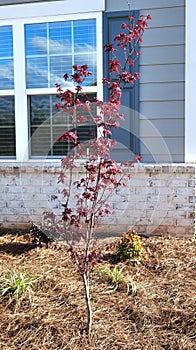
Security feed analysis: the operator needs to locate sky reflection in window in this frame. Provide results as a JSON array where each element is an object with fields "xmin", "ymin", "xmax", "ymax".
[
  {"xmin": 25, "ymin": 19, "xmax": 96, "ymax": 88},
  {"xmin": 0, "ymin": 26, "xmax": 14, "ymax": 90}
]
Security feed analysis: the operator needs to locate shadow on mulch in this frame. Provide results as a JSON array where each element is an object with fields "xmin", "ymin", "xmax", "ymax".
[
  {"xmin": 0, "ymin": 242, "xmax": 35, "ymax": 256},
  {"xmin": 100, "ymin": 252, "xmax": 119, "ymax": 264}
]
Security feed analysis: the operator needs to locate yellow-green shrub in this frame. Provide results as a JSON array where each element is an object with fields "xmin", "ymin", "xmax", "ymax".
[{"xmin": 117, "ymin": 229, "xmax": 143, "ymax": 262}]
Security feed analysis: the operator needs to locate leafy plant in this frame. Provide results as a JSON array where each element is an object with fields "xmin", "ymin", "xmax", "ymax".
[
  {"xmin": 97, "ymin": 265, "xmax": 137, "ymax": 295},
  {"xmin": 41, "ymin": 12, "xmax": 151, "ymax": 335},
  {"xmin": 0, "ymin": 269, "xmax": 36, "ymax": 304},
  {"xmin": 117, "ymin": 229, "xmax": 143, "ymax": 262}
]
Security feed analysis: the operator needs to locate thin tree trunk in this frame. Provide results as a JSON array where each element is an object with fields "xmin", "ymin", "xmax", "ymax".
[{"xmin": 82, "ymin": 272, "xmax": 92, "ymax": 336}]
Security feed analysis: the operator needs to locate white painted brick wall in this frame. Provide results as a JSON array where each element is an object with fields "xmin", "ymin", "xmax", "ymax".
[{"xmin": 0, "ymin": 163, "xmax": 195, "ymax": 237}]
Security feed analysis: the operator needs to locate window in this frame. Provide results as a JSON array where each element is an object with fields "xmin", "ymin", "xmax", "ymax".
[
  {"xmin": 0, "ymin": 1, "xmax": 103, "ymax": 162},
  {"xmin": 0, "ymin": 25, "xmax": 15, "ymax": 158},
  {"xmin": 25, "ymin": 20, "xmax": 96, "ymax": 88},
  {"xmin": 29, "ymin": 94, "xmax": 97, "ymax": 157},
  {"xmin": 25, "ymin": 19, "xmax": 97, "ymax": 157}
]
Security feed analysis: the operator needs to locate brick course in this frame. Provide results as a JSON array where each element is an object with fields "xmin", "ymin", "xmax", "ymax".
[{"xmin": 0, "ymin": 163, "xmax": 195, "ymax": 237}]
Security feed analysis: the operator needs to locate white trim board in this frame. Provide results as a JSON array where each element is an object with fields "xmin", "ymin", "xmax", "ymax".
[
  {"xmin": 185, "ymin": 0, "xmax": 196, "ymax": 163},
  {"xmin": 0, "ymin": 0, "xmax": 105, "ymax": 20}
]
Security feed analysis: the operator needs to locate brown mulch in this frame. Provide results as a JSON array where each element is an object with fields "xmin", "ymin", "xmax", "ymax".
[{"xmin": 0, "ymin": 233, "xmax": 195, "ymax": 350}]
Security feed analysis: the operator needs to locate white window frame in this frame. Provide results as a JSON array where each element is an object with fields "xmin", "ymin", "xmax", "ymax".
[{"xmin": 0, "ymin": 1, "xmax": 104, "ymax": 162}]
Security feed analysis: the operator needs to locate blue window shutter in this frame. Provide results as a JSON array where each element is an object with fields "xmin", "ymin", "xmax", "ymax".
[{"xmin": 103, "ymin": 11, "xmax": 140, "ymax": 161}]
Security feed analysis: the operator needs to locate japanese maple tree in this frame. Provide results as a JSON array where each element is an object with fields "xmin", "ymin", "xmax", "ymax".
[{"xmin": 42, "ymin": 13, "xmax": 152, "ymax": 336}]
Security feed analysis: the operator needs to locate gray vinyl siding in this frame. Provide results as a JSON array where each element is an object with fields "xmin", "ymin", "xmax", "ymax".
[
  {"xmin": 140, "ymin": 83, "xmax": 184, "ymax": 101},
  {"xmin": 106, "ymin": 0, "xmax": 185, "ymax": 11},
  {"xmin": 140, "ymin": 64, "xmax": 184, "ymax": 83},
  {"xmin": 140, "ymin": 46, "xmax": 185, "ymax": 65},
  {"xmin": 140, "ymin": 101, "xmax": 184, "ymax": 119},
  {"xmin": 106, "ymin": 0, "xmax": 185, "ymax": 163}
]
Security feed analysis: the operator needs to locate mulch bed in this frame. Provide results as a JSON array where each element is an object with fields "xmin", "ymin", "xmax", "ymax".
[{"xmin": 0, "ymin": 233, "xmax": 195, "ymax": 350}]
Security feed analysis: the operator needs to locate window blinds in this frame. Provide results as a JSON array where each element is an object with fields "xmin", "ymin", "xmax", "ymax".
[
  {"xmin": 29, "ymin": 94, "xmax": 97, "ymax": 157},
  {"xmin": 0, "ymin": 96, "xmax": 15, "ymax": 157}
]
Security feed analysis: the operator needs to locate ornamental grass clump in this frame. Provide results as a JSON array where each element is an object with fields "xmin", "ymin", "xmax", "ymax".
[
  {"xmin": 97, "ymin": 264, "xmax": 137, "ymax": 295},
  {"xmin": 0, "ymin": 269, "xmax": 36, "ymax": 305},
  {"xmin": 117, "ymin": 229, "xmax": 143, "ymax": 262}
]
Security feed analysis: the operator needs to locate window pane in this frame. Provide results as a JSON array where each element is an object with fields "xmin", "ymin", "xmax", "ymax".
[
  {"xmin": 29, "ymin": 94, "xmax": 97, "ymax": 157},
  {"xmin": 25, "ymin": 19, "xmax": 97, "ymax": 88},
  {"xmin": 49, "ymin": 21, "xmax": 72, "ymax": 55},
  {"xmin": 0, "ymin": 26, "xmax": 14, "ymax": 90},
  {"xmin": 74, "ymin": 19, "xmax": 96, "ymax": 51},
  {"xmin": 25, "ymin": 23, "xmax": 47, "ymax": 56},
  {"xmin": 26, "ymin": 57, "xmax": 48, "ymax": 88},
  {"xmin": 73, "ymin": 19, "xmax": 96, "ymax": 86},
  {"xmin": 30, "ymin": 95, "xmax": 51, "ymax": 125},
  {"xmin": 50, "ymin": 55, "xmax": 72, "ymax": 87},
  {"xmin": 74, "ymin": 53, "xmax": 97, "ymax": 86},
  {"xmin": 0, "ymin": 96, "xmax": 15, "ymax": 157}
]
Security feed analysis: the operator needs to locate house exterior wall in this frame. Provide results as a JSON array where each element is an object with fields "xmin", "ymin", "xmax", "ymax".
[
  {"xmin": 0, "ymin": 163, "xmax": 195, "ymax": 237},
  {"xmin": 0, "ymin": 0, "xmax": 195, "ymax": 237},
  {"xmin": 0, "ymin": 0, "xmax": 185, "ymax": 163},
  {"xmin": 106, "ymin": 0, "xmax": 185, "ymax": 163}
]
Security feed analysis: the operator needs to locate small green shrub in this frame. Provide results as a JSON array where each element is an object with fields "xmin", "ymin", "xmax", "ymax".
[
  {"xmin": 117, "ymin": 229, "xmax": 143, "ymax": 262},
  {"xmin": 0, "ymin": 269, "xmax": 36, "ymax": 304}
]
